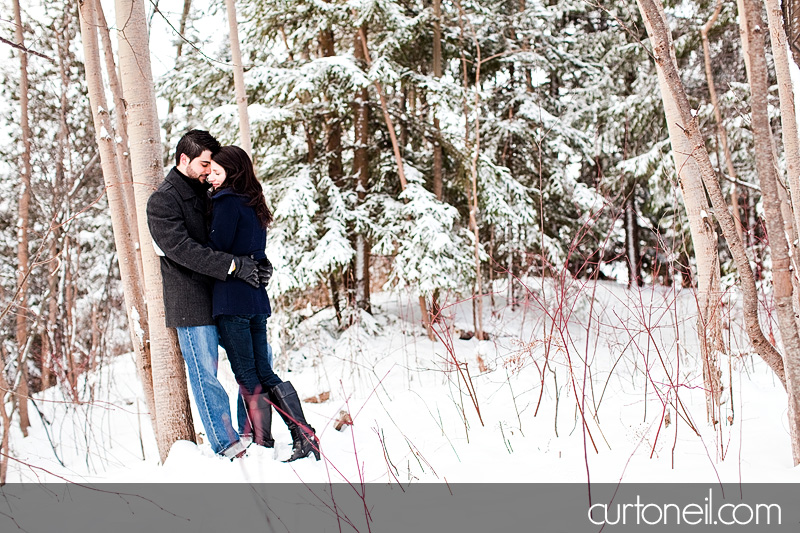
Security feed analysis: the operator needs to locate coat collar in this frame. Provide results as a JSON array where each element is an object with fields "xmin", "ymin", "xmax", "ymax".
[
  {"xmin": 211, "ymin": 188, "xmax": 240, "ymax": 199},
  {"xmin": 165, "ymin": 167, "xmax": 208, "ymax": 201}
]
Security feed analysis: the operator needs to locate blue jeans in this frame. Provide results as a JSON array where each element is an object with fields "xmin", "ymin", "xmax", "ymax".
[
  {"xmin": 217, "ymin": 314, "xmax": 282, "ymax": 394},
  {"xmin": 176, "ymin": 325, "xmax": 240, "ymax": 454}
]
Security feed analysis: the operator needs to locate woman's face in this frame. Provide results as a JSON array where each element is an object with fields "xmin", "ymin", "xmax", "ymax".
[{"xmin": 208, "ymin": 161, "xmax": 227, "ymax": 189}]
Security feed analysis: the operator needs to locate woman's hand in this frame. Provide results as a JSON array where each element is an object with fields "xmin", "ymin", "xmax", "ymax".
[{"xmin": 256, "ymin": 257, "xmax": 273, "ymax": 286}]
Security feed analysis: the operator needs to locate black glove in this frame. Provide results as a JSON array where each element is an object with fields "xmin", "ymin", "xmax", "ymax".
[
  {"xmin": 256, "ymin": 257, "xmax": 273, "ymax": 287},
  {"xmin": 232, "ymin": 256, "xmax": 260, "ymax": 288}
]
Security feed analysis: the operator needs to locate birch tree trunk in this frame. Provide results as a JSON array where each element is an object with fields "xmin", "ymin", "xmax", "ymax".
[
  {"xmin": 45, "ymin": 2, "xmax": 73, "ymax": 391},
  {"xmin": 637, "ymin": 0, "xmax": 794, "ymax": 463},
  {"xmin": 95, "ymin": 0, "xmax": 141, "ymax": 264},
  {"xmin": 224, "ymin": 0, "xmax": 252, "ymax": 157},
  {"xmin": 701, "ymin": 0, "xmax": 745, "ymax": 245},
  {"xmin": 466, "ymin": 30, "xmax": 485, "ymax": 342},
  {"xmin": 637, "ymin": 0, "xmax": 723, "ymax": 424},
  {"xmin": 77, "ymin": 0, "xmax": 158, "ymax": 436},
  {"xmin": 164, "ymin": 0, "xmax": 192, "ymax": 149},
  {"xmin": 12, "ymin": 0, "xmax": 31, "ymax": 436},
  {"xmin": 697, "ymin": 0, "xmax": 731, "ymax": 432},
  {"xmin": 739, "ymin": 0, "xmax": 800, "ymax": 465},
  {"xmin": 787, "ymin": 0, "xmax": 800, "ymax": 66},
  {"xmin": 765, "ymin": 0, "xmax": 800, "ymax": 260},
  {"xmin": 115, "ymin": 0, "xmax": 196, "ymax": 461}
]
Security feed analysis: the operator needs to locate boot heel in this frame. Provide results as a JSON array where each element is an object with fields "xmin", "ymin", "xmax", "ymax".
[{"xmin": 270, "ymin": 382, "xmax": 321, "ymax": 462}]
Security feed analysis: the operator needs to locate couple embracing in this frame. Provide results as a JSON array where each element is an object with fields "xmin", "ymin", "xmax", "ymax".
[{"xmin": 146, "ymin": 130, "xmax": 320, "ymax": 461}]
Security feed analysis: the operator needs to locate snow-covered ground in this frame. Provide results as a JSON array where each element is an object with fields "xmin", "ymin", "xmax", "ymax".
[{"xmin": 7, "ymin": 279, "xmax": 799, "ymax": 486}]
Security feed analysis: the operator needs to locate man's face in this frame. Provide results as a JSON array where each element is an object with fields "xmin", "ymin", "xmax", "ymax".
[{"xmin": 180, "ymin": 150, "xmax": 213, "ymax": 182}]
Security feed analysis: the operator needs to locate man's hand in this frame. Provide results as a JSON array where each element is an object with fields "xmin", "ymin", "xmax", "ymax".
[
  {"xmin": 256, "ymin": 258, "xmax": 273, "ymax": 287},
  {"xmin": 232, "ymin": 256, "xmax": 260, "ymax": 288}
]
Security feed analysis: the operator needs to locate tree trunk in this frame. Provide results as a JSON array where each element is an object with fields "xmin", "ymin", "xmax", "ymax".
[
  {"xmin": 467, "ymin": 37, "xmax": 485, "ymax": 342},
  {"xmin": 637, "ymin": 0, "xmax": 792, "ymax": 460},
  {"xmin": 42, "ymin": 236, "xmax": 58, "ymax": 390},
  {"xmin": 78, "ymin": 0, "xmax": 158, "ymax": 435},
  {"xmin": 320, "ymin": 27, "xmax": 344, "ymax": 188},
  {"xmin": 432, "ymin": 0, "xmax": 444, "ymax": 201},
  {"xmin": 224, "ymin": 0, "xmax": 252, "ymax": 157},
  {"xmin": 319, "ymin": 23, "xmax": 355, "ymax": 317},
  {"xmin": 163, "ymin": 0, "xmax": 192, "ymax": 150},
  {"xmin": 739, "ymin": 0, "xmax": 800, "ymax": 465},
  {"xmin": 12, "ymin": 0, "xmax": 31, "ymax": 437},
  {"xmin": 95, "ymin": 0, "xmax": 144, "ymax": 285},
  {"xmin": 44, "ymin": 4, "xmax": 74, "ymax": 391},
  {"xmin": 353, "ymin": 25, "xmax": 372, "ymax": 314},
  {"xmin": 702, "ymin": 0, "xmax": 745, "ymax": 245},
  {"xmin": 400, "ymin": 83, "xmax": 408, "ymax": 149},
  {"xmin": 785, "ymin": 0, "xmax": 800, "ymax": 67},
  {"xmin": 0, "ymin": 369, "xmax": 10, "ymax": 485},
  {"xmin": 625, "ymin": 187, "xmax": 643, "ymax": 288},
  {"xmin": 356, "ymin": 26, "xmax": 408, "ymax": 190},
  {"xmin": 765, "ymin": 0, "xmax": 800, "ymax": 266},
  {"xmin": 637, "ymin": 0, "xmax": 723, "ymax": 424},
  {"xmin": 330, "ymin": 273, "xmax": 343, "ymax": 326},
  {"xmin": 428, "ymin": 0, "xmax": 445, "ymax": 326},
  {"xmin": 114, "ymin": 0, "xmax": 196, "ymax": 462},
  {"xmin": 520, "ymin": 0, "xmax": 533, "ymax": 92}
]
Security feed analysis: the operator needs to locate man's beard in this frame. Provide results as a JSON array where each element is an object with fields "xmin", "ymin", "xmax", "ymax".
[{"xmin": 186, "ymin": 166, "xmax": 206, "ymax": 182}]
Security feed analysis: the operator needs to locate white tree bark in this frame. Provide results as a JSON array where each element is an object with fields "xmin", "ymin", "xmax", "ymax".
[
  {"xmin": 95, "ymin": 0, "xmax": 142, "ymax": 284},
  {"xmin": 637, "ymin": 0, "xmax": 723, "ymax": 422},
  {"xmin": 702, "ymin": 0, "xmax": 745, "ymax": 245},
  {"xmin": 738, "ymin": 0, "xmax": 800, "ymax": 465},
  {"xmin": 77, "ymin": 0, "xmax": 158, "ymax": 437},
  {"xmin": 224, "ymin": 0, "xmax": 252, "ymax": 157},
  {"xmin": 114, "ymin": 0, "xmax": 196, "ymax": 462},
  {"xmin": 764, "ymin": 0, "xmax": 800, "ymax": 266},
  {"xmin": 636, "ymin": 0, "xmax": 796, "ymax": 466}
]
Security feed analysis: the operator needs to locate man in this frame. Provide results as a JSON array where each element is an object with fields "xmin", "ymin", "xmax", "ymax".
[{"xmin": 147, "ymin": 130, "xmax": 269, "ymax": 459}]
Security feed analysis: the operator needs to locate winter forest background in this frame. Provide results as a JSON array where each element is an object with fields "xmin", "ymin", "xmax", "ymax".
[{"xmin": 2, "ymin": 0, "xmax": 800, "ymax": 488}]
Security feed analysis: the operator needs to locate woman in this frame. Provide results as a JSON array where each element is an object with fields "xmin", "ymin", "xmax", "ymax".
[{"xmin": 207, "ymin": 145, "xmax": 320, "ymax": 462}]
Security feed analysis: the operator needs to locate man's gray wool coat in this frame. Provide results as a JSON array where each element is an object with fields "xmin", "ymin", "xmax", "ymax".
[{"xmin": 146, "ymin": 167, "xmax": 233, "ymax": 328}]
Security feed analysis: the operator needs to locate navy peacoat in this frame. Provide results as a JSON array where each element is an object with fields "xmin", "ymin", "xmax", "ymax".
[
  {"xmin": 146, "ymin": 167, "xmax": 234, "ymax": 327},
  {"xmin": 208, "ymin": 189, "xmax": 271, "ymax": 318}
]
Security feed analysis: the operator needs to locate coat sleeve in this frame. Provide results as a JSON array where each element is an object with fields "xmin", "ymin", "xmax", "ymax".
[
  {"xmin": 208, "ymin": 194, "xmax": 241, "ymax": 254},
  {"xmin": 146, "ymin": 189, "xmax": 232, "ymax": 281}
]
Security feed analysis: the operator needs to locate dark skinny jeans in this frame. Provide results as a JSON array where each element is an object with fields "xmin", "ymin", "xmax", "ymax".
[{"xmin": 216, "ymin": 314, "xmax": 282, "ymax": 396}]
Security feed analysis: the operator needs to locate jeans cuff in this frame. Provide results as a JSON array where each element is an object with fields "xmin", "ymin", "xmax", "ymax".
[{"xmin": 220, "ymin": 440, "xmax": 246, "ymax": 459}]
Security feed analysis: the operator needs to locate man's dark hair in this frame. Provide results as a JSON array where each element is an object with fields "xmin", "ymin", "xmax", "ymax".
[{"xmin": 175, "ymin": 130, "xmax": 221, "ymax": 166}]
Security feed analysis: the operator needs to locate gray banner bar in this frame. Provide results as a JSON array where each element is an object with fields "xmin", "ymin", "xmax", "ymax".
[{"xmin": 0, "ymin": 483, "xmax": 797, "ymax": 532}]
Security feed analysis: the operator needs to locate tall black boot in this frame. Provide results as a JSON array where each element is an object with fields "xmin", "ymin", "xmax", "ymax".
[
  {"xmin": 269, "ymin": 381, "xmax": 320, "ymax": 462},
  {"xmin": 244, "ymin": 392, "xmax": 274, "ymax": 448}
]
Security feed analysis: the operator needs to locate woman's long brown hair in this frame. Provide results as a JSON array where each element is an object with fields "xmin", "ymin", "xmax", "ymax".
[{"xmin": 212, "ymin": 145, "xmax": 273, "ymax": 228}]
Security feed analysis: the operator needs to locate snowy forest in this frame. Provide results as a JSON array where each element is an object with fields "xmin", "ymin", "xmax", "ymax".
[{"xmin": 2, "ymin": 0, "xmax": 800, "ymax": 494}]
